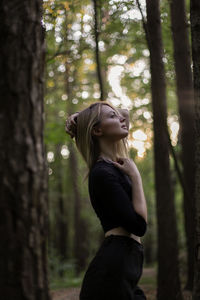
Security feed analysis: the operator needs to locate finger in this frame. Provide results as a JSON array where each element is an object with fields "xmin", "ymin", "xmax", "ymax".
[
  {"xmin": 112, "ymin": 161, "xmax": 122, "ymax": 168},
  {"xmin": 65, "ymin": 124, "xmax": 71, "ymax": 132},
  {"xmin": 71, "ymin": 119, "xmax": 76, "ymax": 125},
  {"xmin": 66, "ymin": 119, "xmax": 71, "ymax": 126},
  {"xmin": 65, "ymin": 128, "xmax": 74, "ymax": 138},
  {"xmin": 116, "ymin": 158, "xmax": 124, "ymax": 165},
  {"xmin": 65, "ymin": 124, "xmax": 73, "ymax": 133}
]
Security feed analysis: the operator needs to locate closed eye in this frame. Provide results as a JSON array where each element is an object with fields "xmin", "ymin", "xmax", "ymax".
[{"xmin": 110, "ymin": 112, "xmax": 117, "ymax": 118}]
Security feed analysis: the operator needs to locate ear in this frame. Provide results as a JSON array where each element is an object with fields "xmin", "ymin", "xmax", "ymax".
[{"xmin": 92, "ymin": 125, "xmax": 103, "ymax": 137}]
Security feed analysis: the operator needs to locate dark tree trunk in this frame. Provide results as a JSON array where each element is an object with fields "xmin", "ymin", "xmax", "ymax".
[
  {"xmin": 169, "ymin": 0, "xmax": 196, "ymax": 291},
  {"xmin": 146, "ymin": 1, "xmax": 183, "ymax": 299},
  {"xmin": 144, "ymin": 224, "xmax": 154, "ymax": 265},
  {"xmin": 190, "ymin": 1, "xmax": 200, "ymax": 298},
  {"xmin": 0, "ymin": 1, "xmax": 51, "ymax": 299},
  {"xmin": 55, "ymin": 144, "xmax": 68, "ymax": 277},
  {"xmin": 92, "ymin": 0, "xmax": 106, "ymax": 101}
]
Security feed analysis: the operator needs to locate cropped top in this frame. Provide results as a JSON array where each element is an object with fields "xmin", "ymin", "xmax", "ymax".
[{"xmin": 88, "ymin": 160, "xmax": 147, "ymax": 237}]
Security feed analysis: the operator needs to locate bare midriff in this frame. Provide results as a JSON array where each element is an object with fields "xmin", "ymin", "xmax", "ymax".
[{"xmin": 104, "ymin": 226, "xmax": 141, "ymax": 244}]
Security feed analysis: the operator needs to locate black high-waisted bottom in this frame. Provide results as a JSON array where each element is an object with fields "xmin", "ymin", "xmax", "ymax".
[{"xmin": 79, "ymin": 234, "xmax": 146, "ymax": 300}]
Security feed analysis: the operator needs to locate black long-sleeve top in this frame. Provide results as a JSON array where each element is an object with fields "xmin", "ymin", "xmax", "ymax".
[{"xmin": 88, "ymin": 160, "xmax": 147, "ymax": 237}]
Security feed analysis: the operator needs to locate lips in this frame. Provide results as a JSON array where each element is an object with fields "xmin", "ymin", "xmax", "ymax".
[{"xmin": 121, "ymin": 125, "xmax": 127, "ymax": 129}]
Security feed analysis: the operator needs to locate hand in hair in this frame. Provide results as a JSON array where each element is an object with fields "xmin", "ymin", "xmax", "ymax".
[{"xmin": 65, "ymin": 111, "xmax": 79, "ymax": 138}]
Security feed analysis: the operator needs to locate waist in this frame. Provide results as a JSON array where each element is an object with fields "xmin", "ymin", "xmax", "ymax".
[{"xmin": 105, "ymin": 226, "xmax": 141, "ymax": 244}]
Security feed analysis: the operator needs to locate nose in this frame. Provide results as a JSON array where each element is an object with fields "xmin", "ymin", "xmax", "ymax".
[{"xmin": 119, "ymin": 115, "xmax": 125, "ymax": 122}]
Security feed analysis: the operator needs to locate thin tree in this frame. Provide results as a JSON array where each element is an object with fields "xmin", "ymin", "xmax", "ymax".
[
  {"xmin": 92, "ymin": 0, "xmax": 106, "ymax": 101},
  {"xmin": 55, "ymin": 143, "xmax": 68, "ymax": 277},
  {"xmin": 169, "ymin": 0, "xmax": 196, "ymax": 291},
  {"xmin": 190, "ymin": 0, "xmax": 200, "ymax": 298},
  {"xmin": 145, "ymin": 1, "xmax": 183, "ymax": 299},
  {"xmin": 0, "ymin": 1, "xmax": 51, "ymax": 299}
]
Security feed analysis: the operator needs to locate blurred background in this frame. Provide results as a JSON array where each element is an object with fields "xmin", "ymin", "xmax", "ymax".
[{"xmin": 42, "ymin": 1, "xmax": 195, "ymax": 299}]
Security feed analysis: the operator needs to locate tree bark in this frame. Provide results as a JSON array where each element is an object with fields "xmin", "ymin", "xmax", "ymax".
[
  {"xmin": 92, "ymin": 0, "xmax": 106, "ymax": 101},
  {"xmin": 0, "ymin": 1, "xmax": 51, "ymax": 299},
  {"xmin": 146, "ymin": 1, "xmax": 183, "ymax": 299},
  {"xmin": 169, "ymin": 0, "xmax": 196, "ymax": 291},
  {"xmin": 190, "ymin": 0, "xmax": 200, "ymax": 298}
]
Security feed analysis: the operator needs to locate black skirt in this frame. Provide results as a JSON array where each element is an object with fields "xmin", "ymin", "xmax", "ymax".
[{"xmin": 79, "ymin": 234, "xmax": 147, "ymax": 300}]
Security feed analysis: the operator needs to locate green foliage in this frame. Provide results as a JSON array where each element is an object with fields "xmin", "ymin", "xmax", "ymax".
[{"xmin": 48, "ymin": 247, "xmax": 83, "ymax": 289}]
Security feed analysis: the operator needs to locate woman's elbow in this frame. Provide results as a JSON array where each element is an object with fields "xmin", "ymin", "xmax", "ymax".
[
  {"xmin": 136, "ymin": 221, "xmax": 147, "ymax": 237},
  {"xmin": 127, "ymin": 221, "xmax": 147, "ymax": 237}
]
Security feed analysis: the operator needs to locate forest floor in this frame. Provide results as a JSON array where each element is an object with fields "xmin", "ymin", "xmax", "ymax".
[
  {"xmin": 50, "ymin": 266, "xmax": 192, "ymax": 300},
  {"xmin": 50, "ymin": 267, "xmax": 154, "ymax": 300}
]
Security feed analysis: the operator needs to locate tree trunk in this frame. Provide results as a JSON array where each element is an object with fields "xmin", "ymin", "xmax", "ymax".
[
  {"xmin": 0, "ymin": 1, "xmax": 51, "ymax": 299},
  {"xmin": 55, "ymin": 143, "xmax": 68, "ymax": 277},
  {"xmin": 92, "ymin": 0, "xmax": 106, "ymax": 101},
  {"xmin": 146, "ymin": 1, "xmax": 183, "ymax": 299},
  {"xmin": 169, "ymin": 0, "xmax": 196, "ymax": 291},
  {"xmin": 190, "ymin": 1, "xmax": 200, "ymax": 298}
]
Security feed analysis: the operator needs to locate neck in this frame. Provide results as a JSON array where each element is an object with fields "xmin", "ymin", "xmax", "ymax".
[{"xmin": 98, "ymin": 139, "xmax": 117, "ymax": 162}]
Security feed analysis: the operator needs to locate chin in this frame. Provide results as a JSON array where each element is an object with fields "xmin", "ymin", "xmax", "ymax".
[
  {"xmin": 118, "ymin": 131, "xmax": 129, "ymax": 140},
  {"xmin": 122, "ymin": 129, "xmax": 129, "ymax": 136},
  {"xmin": 122, "ymin": 133, "xmax": 129, "ymax": 139},
  {"xmin": 109, "ymin": 130, "xmax": 129, "ymax": 141}
]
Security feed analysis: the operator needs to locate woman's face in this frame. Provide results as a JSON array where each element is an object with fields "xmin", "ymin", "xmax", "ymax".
[{"xmin": 94, "ymin": 105, "xmax": 129, "ymax": 141}]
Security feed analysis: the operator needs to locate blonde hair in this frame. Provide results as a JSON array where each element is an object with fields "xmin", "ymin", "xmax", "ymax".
[{"xmin": 74, "ymin": 101, "xmax": 130, "ymax": 183}]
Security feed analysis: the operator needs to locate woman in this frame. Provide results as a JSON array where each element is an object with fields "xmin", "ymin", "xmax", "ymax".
[{"xmin": 65, "ymin": 101, "xmax": 148, "ymax": 300}]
